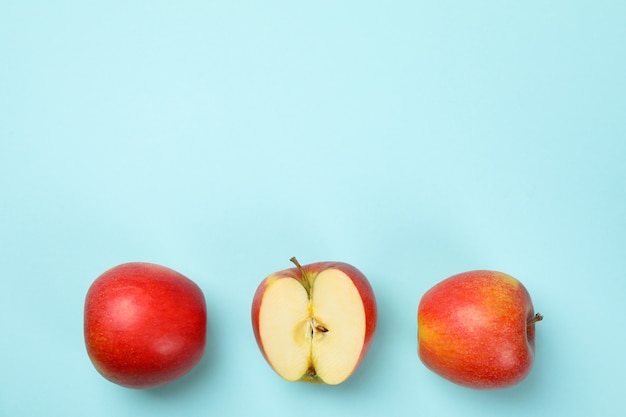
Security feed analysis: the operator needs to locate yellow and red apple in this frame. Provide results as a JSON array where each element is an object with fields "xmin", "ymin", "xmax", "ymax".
[
  {"xmin": 417, "ymin": 270, "xmax": 542, "ymax": 389},
  {"xmin": 251, "ymin": 257, "xmax": 377, "ymax": 385},
  {"xmin": 84, "ymin": 262, "xmax": 207, "ymax": 389}
]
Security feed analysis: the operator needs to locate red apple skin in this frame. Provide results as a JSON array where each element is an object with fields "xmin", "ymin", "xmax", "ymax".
[
  {"xmin": 417, "ymin": 270, "xmax": 540, "ymax": 390},
  {"xmin": 251, "ymin": 260, "xmax": 377, "ymax": 381},
  {"xmin": 84, "ymin": 262, "xmax": 207, "ymax": 389}
]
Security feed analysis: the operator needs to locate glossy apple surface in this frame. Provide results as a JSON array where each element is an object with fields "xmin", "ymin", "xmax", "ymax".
[
  {"xmin": 84, "ymin": 262, "xmax": 207, "ymax": 389},
  {"xmin": 252, "ymin": 258, "xmax": 377, "ymax": 385},
  {"xmin": 417, "ymin": 270, "xmax": 542, "ymax": 389}
]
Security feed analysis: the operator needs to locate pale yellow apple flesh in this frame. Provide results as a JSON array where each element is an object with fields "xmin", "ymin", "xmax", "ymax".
[{"xmin": 258, "ymin": 269, "xmax": 366, "ymax": 385}]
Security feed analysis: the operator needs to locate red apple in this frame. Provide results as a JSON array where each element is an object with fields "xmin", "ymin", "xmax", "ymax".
[
  {"xmin": 417, "ymin": 270, "xmax": 542, "ymax": 389},
  {"xmin": 84, "ymin": 262, "xmax": 207, "ymax": 389},
  {"xmin": 251, "ymin": 257, "xmax": 377, "ymax": 385}
]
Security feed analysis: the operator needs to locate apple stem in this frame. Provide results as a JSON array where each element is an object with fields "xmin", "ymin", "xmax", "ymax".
[
  {"xmin": 290, "ymin": 256, "xmax": 304, "ymax": 273},
  {"xmin": 527, "ymin": 313, "xmax": 543, "ymax": 325},
  {"xmin": 290, "ymin": 256, "xmax": 311, "ymax": 295}
]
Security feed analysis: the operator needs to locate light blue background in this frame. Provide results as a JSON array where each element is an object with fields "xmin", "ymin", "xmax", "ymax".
[{"xmin": 1, "ymin": 1, "xmax": 625, "ymax": 416}]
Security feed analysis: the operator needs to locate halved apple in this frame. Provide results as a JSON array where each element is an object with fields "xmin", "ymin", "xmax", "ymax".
[{"xmin": 251, "ymin": 257, "xmax": 377, "ymax": 385}]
